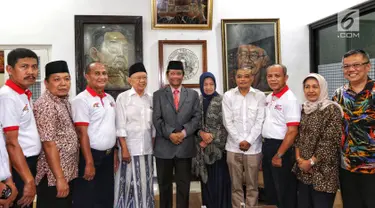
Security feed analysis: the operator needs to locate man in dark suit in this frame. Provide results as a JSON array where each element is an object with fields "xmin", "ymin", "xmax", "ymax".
[{"xmin": 153, "ymin": 61, "xmax": 200, "ymax": 208}]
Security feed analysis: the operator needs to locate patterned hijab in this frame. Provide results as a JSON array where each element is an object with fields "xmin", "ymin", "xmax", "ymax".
[
  {"xmin": 303, "ymin": 73, "xmax": 343, "ymax": 116},
  {"xmin": 199, "ymin": 72, "xmax": 219, "ymax": 116}
]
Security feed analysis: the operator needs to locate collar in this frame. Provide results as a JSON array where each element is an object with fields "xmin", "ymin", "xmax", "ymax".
[
  {"xmin": 272, "ymin": 85, "xmax": 289, "ymax": 98},
  {"xmin": 86, "ymin": 86, "xmax": 106, "ymax": 98},
  {"xmin": 346, "ymin": 77, "xmax": 374, "ymax": 92},
  {"xmin": 129, "ymin": 87, "xmax": 149, "ymax": 97},
  {"xmin": 170, "ymin": 85, "xmax": 182, "ymax": 93},
  {"xmin": 5, "ymin": 79, "xmax": 32, "ymax": 100},
  {"xmin": 234, "ymin": 87, "xmax": 256, "ymax": 94}
]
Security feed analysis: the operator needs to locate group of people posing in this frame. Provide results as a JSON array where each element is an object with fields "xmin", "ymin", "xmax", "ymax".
[{"xmin": 0, "ymin": 48, "xmax": 373, "ymax": 208}]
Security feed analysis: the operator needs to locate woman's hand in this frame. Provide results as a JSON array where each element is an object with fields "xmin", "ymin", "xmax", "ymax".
[
  {"xmin": 199, "ymin": 131, "xmax": 213, "ymax": 144},
  {"xmin": 298, "ymin": 159, "xmax": 312, "ymax": 173}
]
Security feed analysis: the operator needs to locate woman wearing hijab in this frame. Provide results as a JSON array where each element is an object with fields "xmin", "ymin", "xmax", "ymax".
[
  {"xmin": 192, "ymin": 72, "xmax": 231, "ymax": 208},
  {"xmin": 293, "ymin": 73, "xmax": 343, "ymax": 208}
]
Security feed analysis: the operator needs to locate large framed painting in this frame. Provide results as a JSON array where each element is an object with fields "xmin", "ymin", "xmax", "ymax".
[
  {"xmin": 151, "ymin": 0, "xmax": 213, "ymax": 30},
  {"xmin": 158, "ymin": 40, "xmax": 207, "ymax": 88},
  {"xmin": 0, "ymin": 51, "xmax": 4, "ymax": 73},
  {"xmin": 221, "ymin": 19, "xmax": 281, "ymax": 92},
  {"xmin": 75, "ymin": 15, "xmax": 143, "ymax": 99}
]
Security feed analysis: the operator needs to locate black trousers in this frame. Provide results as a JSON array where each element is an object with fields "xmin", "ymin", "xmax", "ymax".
[
  {"xmin": 11, "ymin": 155, "xmax": 38, "ymax": 208},
  {"xmin": 297, "ymin": 182, "xmax": 335, "ymax": 208},
  {"xmin": 36, "ymin": 176, "xmax": 74, "ymax": 208},
  {"xmin": 72, "ymin": 148, "xmax": 114, "ymax": 208},
  {"xmin": 340, "ymin": 168, "xmax": 375, "ymax": 208},
  {"xmin": 156, "ymin": 157, "xmax": 192, "ymax": 208},
  {"xmin": 262, "ymin": 138, "xmax": 297, "ymax": 208}
]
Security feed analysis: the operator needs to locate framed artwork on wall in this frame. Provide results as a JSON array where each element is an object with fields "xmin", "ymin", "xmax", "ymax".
[
  {"xmin": 0, "ymin": 51, "xmax": 4, "ymax": 73},
  {"xmin": 158, "ymin": 40, "xmax": 207, "ymax": 88},
  {"xmin": 221, "ymin": 18, "xmax": 281, "ymax": 92},
  {"xmin": 151, "ymin": 0, "xmax": 213, "ymax": 30},
  {"xmin": 75, "ymin": 15, "xmax": 143, "ymax": 99}
]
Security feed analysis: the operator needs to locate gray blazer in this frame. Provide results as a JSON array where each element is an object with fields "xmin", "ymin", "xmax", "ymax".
[{"xmin": 152, "ymin": 86, "xmax": 201, "ymax": 159}]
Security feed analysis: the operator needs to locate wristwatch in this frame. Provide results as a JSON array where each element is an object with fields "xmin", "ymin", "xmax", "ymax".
[
  {"xmin": 0, "ymin": 183, "xmax": 12, "ymax": 200},
  {"xmin": 309, "ymin": 158, "xmax": 315, "ymax": 166},
  {"xmin": 276, "ymin": 153, "xmax": 283, "ymax": 158}
]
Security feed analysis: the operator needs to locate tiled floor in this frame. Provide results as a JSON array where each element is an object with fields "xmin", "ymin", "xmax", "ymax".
[
  {"xmin": 32, "ymin": 171, "xmax": 343, "ymax": 208},
  {"xmin": 153, "ymin": 171, "xmax": 343, "ymax": 208}
]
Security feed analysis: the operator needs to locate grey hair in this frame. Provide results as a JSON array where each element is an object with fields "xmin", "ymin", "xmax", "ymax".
[{"xmin": 266, "ymin": 64, "xmax": 287, "ymax": 76}]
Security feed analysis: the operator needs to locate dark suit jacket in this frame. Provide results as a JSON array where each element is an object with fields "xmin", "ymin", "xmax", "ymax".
[{"xmin": 152, "ymin": 86, "xmax": 201, "ymax": 159}]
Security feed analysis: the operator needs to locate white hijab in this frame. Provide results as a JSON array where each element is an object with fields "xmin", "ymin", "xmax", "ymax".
[{"xmin": 303, "ymin": 73, "xmax": 344, "ymax": 116}]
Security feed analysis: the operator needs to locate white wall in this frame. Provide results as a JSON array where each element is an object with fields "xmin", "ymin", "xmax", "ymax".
[{"xmin": 0, "ymin": 0, "xmax": 368, "ymax": 100}]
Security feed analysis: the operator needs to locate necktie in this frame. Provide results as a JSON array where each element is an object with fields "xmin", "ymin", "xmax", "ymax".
[
  {"xmin": 25, "ymin": 89, "xmax": 32, "ymax": 101},
  {"xmin": 173, "ymin": 89, "xmax": 179, "ymax": 111}
]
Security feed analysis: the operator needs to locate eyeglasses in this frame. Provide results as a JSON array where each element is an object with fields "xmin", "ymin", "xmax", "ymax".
[
  {"xmin": 341, "ymin": 61, "xmax": 369, "ymax": 70},
  {"xmin": 238, "ymin": 52, "xmax": 266, "ymax": 61}
]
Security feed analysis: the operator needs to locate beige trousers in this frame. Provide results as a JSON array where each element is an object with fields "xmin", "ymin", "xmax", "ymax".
[{"xmin": 227, "ymin": 151, "xmax": 262, "ymax": 208}]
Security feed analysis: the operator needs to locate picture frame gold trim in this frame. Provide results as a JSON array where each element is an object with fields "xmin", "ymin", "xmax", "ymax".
[
  {"xmin": 221, "ymin": 18, "xmax": 281, "ymax": 92},
  {"xmin": 151, "ymin": 0, "xmax": 213, "ymax": 30}
]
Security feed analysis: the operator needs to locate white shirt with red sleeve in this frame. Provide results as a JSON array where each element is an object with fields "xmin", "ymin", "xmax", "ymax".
[
  {"xmin": 0, "ymin": 138, "xmax": 11, "ymax": 181},
  {"xmin": 0, "ymin": 80, "xmax": 41, "ymax": 157},
  {"xmin": 262, "ymin": 86, "xmax": 301, "ymax": 140},
  {"xmin": 71, "ymin": 86, "xmax": 116, "ymax": 151}
]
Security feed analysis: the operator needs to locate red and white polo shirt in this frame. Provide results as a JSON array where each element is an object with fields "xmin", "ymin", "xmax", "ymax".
[
  {"xmin": 0, "ymin": 80, "xmax": 41, "ymax": 157},
  {"xmin": 262, "ymin": 86, "xmax": 301, "ymax": 140},
  {"xmin": 71, "ymin": 86, "xmax": 116, "ymax": 151}
]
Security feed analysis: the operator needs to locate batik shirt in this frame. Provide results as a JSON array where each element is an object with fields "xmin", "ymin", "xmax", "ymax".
[
  {"xmin": 333, "ymin": 78, "xmax": 375, "ymax": 174},
  {"xmin": 34, "ymin": 90, "xmax": 79, "ymax": 186}
]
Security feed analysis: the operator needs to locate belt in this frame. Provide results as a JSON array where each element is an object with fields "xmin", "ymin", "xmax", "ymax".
[
  {"xmin": 90, "ymin": 148, "xmax": 113, "ymax": 156},
  {"xmin": 105, "ymin": 149, "xmax": 112, "ymax": 155}
]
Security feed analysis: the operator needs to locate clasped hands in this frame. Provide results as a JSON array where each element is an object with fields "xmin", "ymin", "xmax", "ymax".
[
  {"xmin": 239, "ymin": 140, "xmax": 251, "ymax": 152},
  {"xmin": 296, "ymin": 157, "xmax": 313, "ymax": 173},
  {"xmin": 199, "ymin": 131, "xmax": 213, "ymax": 148},
  {"xmin": 169, "ymin": 132, "xmax": 185, "ymax": 145}
]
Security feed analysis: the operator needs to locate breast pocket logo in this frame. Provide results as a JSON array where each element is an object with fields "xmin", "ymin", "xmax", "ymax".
[
  {"xmin": 93, "ymin": 102, "xmax": 100, "ymax": 108},
  {"xmin": 274, "ymin": 104, "xmax": 282, "ymax": 111},
  {"xmin": 22, "ymin": 104, "xmax": 29, "ymax": 112}
]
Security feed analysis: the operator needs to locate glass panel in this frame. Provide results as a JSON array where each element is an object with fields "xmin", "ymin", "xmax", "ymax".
[
  {"xmin": 29, "ymin": 56, "xmax": 42, "ymax": 101},
  {"xmin": 319, "ymin": 59, "xmax": 375, "ymax": 97},
  {"xmin": 30, "ymin": 81, "xmax": 41, "ymax": 102}
]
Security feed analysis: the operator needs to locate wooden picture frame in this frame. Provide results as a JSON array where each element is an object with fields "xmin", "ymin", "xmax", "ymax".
[
  {"xmin": 75, "ymin": 15, "xmax": 143, "ymax": 99},
  {"xmin": 151, "ymin": 0, "xmax": 213, "ymax": 30},
  {"xmin": 158, "ymin": 40, "xmax": 207, "ymax": 88},
  {"xmin": 221, "ymin": 19, "xmax": 281, "ymax": 92}
]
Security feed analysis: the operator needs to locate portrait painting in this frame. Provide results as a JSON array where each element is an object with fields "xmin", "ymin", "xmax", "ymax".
[
  {"xmin": 0, "ymin": 51, "xmax": 4, "ymax": 73},
  {"xmin": 75, "ymin": 15, "xmax": 143, "ymax": 98},
  {"xmin": 152, "ymin": 0, "xmax": 213, "ymax": 29},
  {"xmin": 221, "ymin": 19, "xmax": 281, "ymax": 92},
  {"xmin": 158, "ymin": 40, "xmax": 207, "ymax": 88}
]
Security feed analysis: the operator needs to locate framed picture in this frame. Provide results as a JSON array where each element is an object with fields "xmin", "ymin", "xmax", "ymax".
[
  {"xmin": 158, "ymin": 40, "xmax": 207, "ymax": 88},
  {"xmin": 0, "ymin": 51, "xmax": 4, "ymax": 73},
  {"xmin": 75, "ymin": 15, "xmax": 143, "ymax": 99},
  {"xmin": 221, "ymin": 19, "xmax": 281, "ymax": 92},
  {"xmin": 151, "ymin": 0, "xmax": 213, "ymax": 30}
]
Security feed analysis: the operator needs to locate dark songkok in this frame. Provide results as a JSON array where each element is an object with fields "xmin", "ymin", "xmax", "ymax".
[
  {"xmin": 45, "ymin": 60, "xmax": 70, "ymax": 77},
  {"xmin": 129, "ymin": 62, "xmax": 147, "ymax": 77},
  {"xmin": 167, "ymin": 61, "xmax": 184, "ymax": 71}
]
